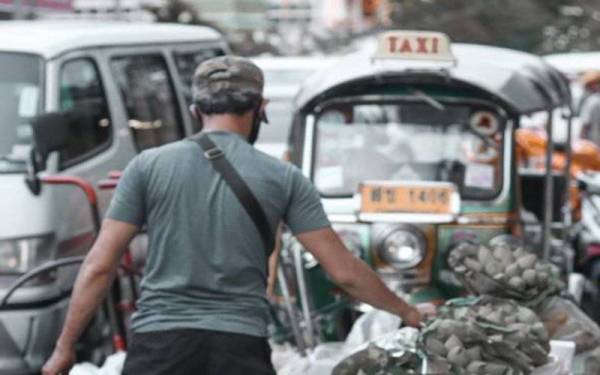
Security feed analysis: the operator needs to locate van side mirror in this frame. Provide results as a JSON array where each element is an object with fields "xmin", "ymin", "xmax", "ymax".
[{"xmin": 25, "ymin": 112, "xmax": 73, "ymax": 195}]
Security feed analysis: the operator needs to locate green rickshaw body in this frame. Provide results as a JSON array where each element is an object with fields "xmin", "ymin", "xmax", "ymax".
[{"xmin": 282, "ymin": 32, "xmax": 571, "ymax": 341}]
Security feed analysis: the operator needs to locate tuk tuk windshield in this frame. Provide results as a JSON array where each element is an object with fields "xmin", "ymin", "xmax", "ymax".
[
  {"xmin": 314, "ymin": 101, "xmax": 504, "ymax": 199},
  {"xmin": 0, "ymin": 53, "xmax": 42, "ymax": 173}
]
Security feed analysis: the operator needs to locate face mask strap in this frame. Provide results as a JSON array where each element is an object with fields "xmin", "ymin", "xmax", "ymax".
[
  {"xmin": 247, "ymin": 104, "xmax": 264, "ymax": 145},
  {"xmin": 192, "ymin": 106, "xmax": 204, "ymax": 131}
]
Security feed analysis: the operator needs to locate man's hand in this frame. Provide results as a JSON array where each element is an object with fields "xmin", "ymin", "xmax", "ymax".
[
  {"xmin": 416, "ymin": 302, "xmax": 437, "ymax": 321},
  {"xmin": 400, "ymin": 303, "xmax": 438, "ymax": 328},
  {"xmin": 42, "ymin": 344, "xmax": 75, "ymax": 375},
  {"xmin": 401, "ymin": 305, "xmax": 422, "ymax": 328},
  {"xmin": 266, "ymin": 225, "xmax": 283, "ymax": 302}
]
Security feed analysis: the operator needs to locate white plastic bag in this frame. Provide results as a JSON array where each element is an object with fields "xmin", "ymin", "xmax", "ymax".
[
  {"xmin": 69, "ymin": 351, "xmax": 126, "ymax": 375},
  {"xmin": 343, "ymin": 309, "xmax": 401, "ymax": 350},
  {"xmin": 271, "ymin": 343, "xmax": 310, "ymax": 375},
  {"xmin": 308, "ymin": 343, "xmax": 346, "ymax": 375},
  {"xmin": 276, "ymin": 310, "xmax": 404, "ymax": 375}
]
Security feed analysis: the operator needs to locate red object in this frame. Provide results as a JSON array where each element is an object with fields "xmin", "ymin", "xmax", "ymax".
[
  {"xmin": 99, "ymin": 170, "xmax": 122, "ymax": 190},
  {"xmin": 116, "ymin": 301, "xmax": 136, "ymax": 312},
  {"xmin": 0, "ymin": 0, "xmax": 72, "ymax": 11},
  {"xmin": 108, "ymin": 170, "xmax": 123, "ymax": 179},
  {"xmin": 98, "ymin": 179, "xmax": 118, "ymax": 190},
  {"xmin": 587, "ymin": 244, "xmax": 600, "ymax": 259},
  {"xmin": 123, "ymin": 250, "xmax": 134, "ymax": 267},
  {"xmin": 112, "ymin": 334, "xmax": 126, "ymax": 351},
  {"xmin": 41, "ymin": 175, "xmax": 102, "ymax": 233},
  {"xmin": 41, "ymin": 175, "xmax": 98, "ymax": 205}
]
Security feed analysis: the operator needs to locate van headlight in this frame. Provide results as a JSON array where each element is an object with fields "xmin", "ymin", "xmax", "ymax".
[
  {"xmin": 0, "ymin": 234, "xmax": 57, "ymax": 274},
  {"xmin": 376, "ymin": 227, "xmax": 425, "ymax": 269}
]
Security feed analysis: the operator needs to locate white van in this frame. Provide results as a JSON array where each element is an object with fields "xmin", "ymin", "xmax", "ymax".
[{"xmin": 0, "ymin": 20, "xmax": 227, "ymax": 374}]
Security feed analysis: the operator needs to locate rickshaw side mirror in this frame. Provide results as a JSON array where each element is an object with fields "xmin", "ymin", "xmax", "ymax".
[{"xmin": 25, "ymin": 112, "xmax": 73, "ymax": 195}]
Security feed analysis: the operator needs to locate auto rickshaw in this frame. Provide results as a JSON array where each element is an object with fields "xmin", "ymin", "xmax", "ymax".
[{"xmin": 273, "ymin": 31, "xmax": 578, "ymax": 346}]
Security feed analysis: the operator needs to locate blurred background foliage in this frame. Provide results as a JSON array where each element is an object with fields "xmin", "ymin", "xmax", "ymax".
[
  {"xmin": 390, "ymin": 0, "xmax": 600, "ymax": 53},
  {"xmin": 142, "ymin": 0, "xmax": 600, "ymax": 55}
]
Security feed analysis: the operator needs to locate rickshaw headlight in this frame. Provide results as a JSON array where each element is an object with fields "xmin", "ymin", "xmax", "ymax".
[
  {"xmin": 377, "ymin": 228, "xmax": 425, "ymax": 269},
  {"xmin": 0, "ymin": 234, "xmax": 57, "ymax": 274}
]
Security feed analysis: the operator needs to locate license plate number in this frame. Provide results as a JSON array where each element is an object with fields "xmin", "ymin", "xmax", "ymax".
[{"xmin": 360, "ymin": 184, "xmax": 453, "ymax": 214}]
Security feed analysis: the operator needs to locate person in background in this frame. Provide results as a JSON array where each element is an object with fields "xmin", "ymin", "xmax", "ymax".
[{"xmin": 579, "ymin": 71, "xmax": 600, "ymax": 145}]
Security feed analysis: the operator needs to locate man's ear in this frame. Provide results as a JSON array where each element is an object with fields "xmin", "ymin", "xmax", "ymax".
[
  {"xmin": 259, "ymin": 99, "xmax": 270, "ymax": 124},
  {"xmin": 190, "ymin": 104, "xmax": 204, "ymax": 130}
]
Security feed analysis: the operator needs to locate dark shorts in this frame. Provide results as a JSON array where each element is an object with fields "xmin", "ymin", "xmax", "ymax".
[{"xmin": 122, "ymin": 328, "xmax": 275, "ymax": 375}]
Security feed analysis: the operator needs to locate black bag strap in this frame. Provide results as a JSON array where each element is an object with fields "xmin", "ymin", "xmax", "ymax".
[{"xmin": 192, "ymin": 133, "xmax": 274, "ymax": 253}]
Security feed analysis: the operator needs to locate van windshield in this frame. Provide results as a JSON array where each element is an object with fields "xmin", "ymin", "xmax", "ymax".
[
  {"xmin": 0, "ymin": 53, "xmax": 42, "ymax": 173},
  {"xmin": 313, "ymin": 101, "xmax": 505, "ymax": 199}
]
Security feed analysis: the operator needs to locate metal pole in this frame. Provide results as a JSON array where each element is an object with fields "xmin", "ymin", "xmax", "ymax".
[
  {"xmin": 543, "ymin": 110, "xmax": 555, "ymax": 261},
  {"xmin": 563, "ymin": 108, "xmax": 574, "ymax": 244},
  {"xmin": 14, "ymin": 0, "xmax": 23, "ymax": 19},
  {"xmin": 115, "ymin": 0, "xmax": 122, "ymax": 20},
  {"xmin": 293, "ymin": 245, "xmax": 316, "ymax": 348},
  {"xmin": 277, "ymin": 267, "xmax": 307, "ymax": 354}
]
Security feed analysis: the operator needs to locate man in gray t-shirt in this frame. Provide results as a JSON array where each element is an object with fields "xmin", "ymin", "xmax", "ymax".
[
  {"xmin": 107, "ymin": 131, "xmax": 332, "ymax": 338},
  {"xmin": 43, "ymin": 57, "xmax": 423, "ymax": 375}
]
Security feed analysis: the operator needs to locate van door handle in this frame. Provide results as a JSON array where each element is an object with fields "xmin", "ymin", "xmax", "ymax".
[{"xmin": 128, "ymin": 119, "xmax": 163, "ymax": 130}]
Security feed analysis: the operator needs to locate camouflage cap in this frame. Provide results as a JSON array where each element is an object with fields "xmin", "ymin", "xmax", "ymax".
[{"xmin": 192, "ymin": 56, "xmax": 264, "ymax": 102}]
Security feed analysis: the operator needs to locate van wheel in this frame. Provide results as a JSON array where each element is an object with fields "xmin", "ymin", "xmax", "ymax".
[{"xmin": 75, "ymin": 307, "xmax": 113, "ymax": 365}]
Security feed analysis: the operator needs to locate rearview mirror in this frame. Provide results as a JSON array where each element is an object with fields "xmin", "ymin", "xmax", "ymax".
[
  {"xmin": 32, "ymin": 111, "xmax": 72, "ymax": 166},
  {"xmin": 25, "ymin": 111, "xmax": 73, "ymax": 195}
]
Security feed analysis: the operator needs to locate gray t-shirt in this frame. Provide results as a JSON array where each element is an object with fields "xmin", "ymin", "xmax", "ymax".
[{"xmin": 106, "ymin": 131, "xmax": 330, "ymax": 337}]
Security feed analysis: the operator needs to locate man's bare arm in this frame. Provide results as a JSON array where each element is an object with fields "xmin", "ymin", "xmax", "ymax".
[
  {"xmin": 42, "ymin": 219, "xmax": 139, "ymax": 375},
  {"xmin": 296, "ymin": 227, "xmax": 421, "ymax": 326},
  {"xmin": 57, "ymin": 219, "xmax": 139, "ymax": 348}
]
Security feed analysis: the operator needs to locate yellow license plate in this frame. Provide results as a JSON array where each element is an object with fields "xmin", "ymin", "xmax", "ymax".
[{"xmin": 360, "ymin": 184, "xmax": 453, "ymax": 214}]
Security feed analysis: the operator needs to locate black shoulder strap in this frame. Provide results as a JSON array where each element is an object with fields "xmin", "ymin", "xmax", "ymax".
[{"xmin": 192, "ymin": 133, "xmax": 274, "ymax": 253}]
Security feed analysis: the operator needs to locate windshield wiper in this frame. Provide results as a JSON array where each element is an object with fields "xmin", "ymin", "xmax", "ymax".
[{"xmin": 412, "ymin": 89, "xmax": 446, "ymax": 111}]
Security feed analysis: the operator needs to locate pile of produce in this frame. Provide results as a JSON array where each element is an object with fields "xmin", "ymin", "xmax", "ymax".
[
  {"xmin": 332, "ymin": 342, "xmax": 421, "ymax": 375},
  {"xmin": 331, "ymin": 234, "xmax": 600, "ymax": 374},
  {"xmin": 447, "ymin": 239, "xmax": 562, "ymax": 303},
  {"xmin": 333, "ymin": 297, "xmax": 552, "ymax": 375},
  {"xmin": 421, "ymin": 296, "xmax": 550, "ymax": 374},
  {"xmin": 448, "ymin": 236, "xmax": 600, "ymax": 353},
  {"xmin": 536, "ymin": 296, "xmax": 600, "ymax": 353},
  {"xmin": 332, "ymin": 328, "xmax": 426, "ymax": 375}
]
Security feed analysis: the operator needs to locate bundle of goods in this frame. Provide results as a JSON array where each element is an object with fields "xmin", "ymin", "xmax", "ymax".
[
  {"xmin": 332, "ymin": 342, "xmax": 420, "ymax": 375},
  {"xmin": 448, "ymin": 237, "xmax": 600, "ymax": 353},
  {"xmin": 332, "ymin": 328, "xmax": 428, "ymax": 375},
  {"xmin": 447, "ymin": 239, "xmax": 562, "ymax": 303},
  {"xmin": 332, "ymin": 298, "xmax": 553, "ymax": 375},
  {"xmin": 421, "ymin": 296, "xmax": 550, "ymax": 375}
]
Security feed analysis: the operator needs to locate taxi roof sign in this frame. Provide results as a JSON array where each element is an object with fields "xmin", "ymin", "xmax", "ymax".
[{"xmin": 374, "ymin": 31, "xmax": 455, "ymax": 63}]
